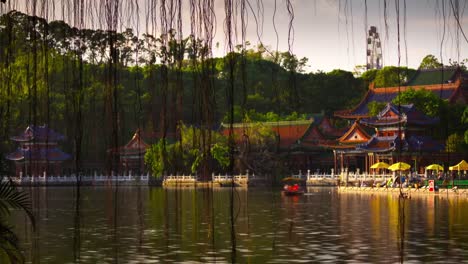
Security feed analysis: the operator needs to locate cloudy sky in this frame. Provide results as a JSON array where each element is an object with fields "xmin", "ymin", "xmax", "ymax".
[{"xmin": 2, "ymin": 0, "xmax": 468, "ymax": 72}]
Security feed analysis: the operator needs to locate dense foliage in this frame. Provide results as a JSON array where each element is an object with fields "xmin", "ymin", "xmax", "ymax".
[
  {"xmin": 0, "ymin": 179, "xmax": 35, "ymax": 263},
  {"xmin": 1, "ymin": 11, "xmax": 466, "ymax": 176},
  {"xmin": 0, "ymin": 11, "xmax": 366, "ymax": 169},
  {"xmin": 144, "ymin": 123, "xmax": 229, "ymax": 179},
  {"xmin": 392, "ymin": 88, "xmax": 443, "ymax": 117}
]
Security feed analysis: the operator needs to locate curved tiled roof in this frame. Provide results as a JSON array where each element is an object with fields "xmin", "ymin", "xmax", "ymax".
[
  {"xmin": 337, "ymin": 121, "xmax": 373, "ymax": 143},
  {"xmin": 107, "ymin": 129, "xmax": 150, "ymax": 156},
  {"xmin": 360, "ymin": 103, "xmax": 439, "ymax": 126},
  {"xmin": 406, "ymin": 135, "xmax": 444, "ymax": 152},
  {"xmin": 11, "ymin": 125, "xmax": 65, "ymax": 142},
  {"xmin": 357, "ymin": 135, "xmax": 398, "ymax": 152},
  {"xmin": 405, "ymin": 67, "xmax": 458, "ymax": 86},
  {"xmin": 6, "ymin": 147, "xmax": 71, "ymax": 161},
  {"xmin": 356, "ymin": 134, "xmax": 444, "ymax": 153},
  {"xmin": 335, "ymin": 67, "xmax": 465, "ymax": 118}
]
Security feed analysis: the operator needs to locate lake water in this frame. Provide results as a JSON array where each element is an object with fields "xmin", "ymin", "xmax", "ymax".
[{"xmin": 13, "ymin": 186, "xmax": 468, "ymax": 263}]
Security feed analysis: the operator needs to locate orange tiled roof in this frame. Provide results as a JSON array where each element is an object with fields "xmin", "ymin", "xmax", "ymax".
[{"xmin": 335, "ymin": 67, "xmax": 466, "ymax": 119}]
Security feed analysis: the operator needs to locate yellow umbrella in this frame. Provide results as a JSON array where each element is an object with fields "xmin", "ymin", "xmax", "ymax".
[
  {"xmin": 425, "ymin": 164, "xmax": 444, "ymax": 171},
  {"xmin": 449, "ymin": 160, "xmax": 468, "ymax": 171},
  {"xmin": 388, "ymin": 162, "xmax": 411, "ymax": 171},
  {"xmin": 370, "ymin": 162, "xmax": 390, "ymax": 169}
]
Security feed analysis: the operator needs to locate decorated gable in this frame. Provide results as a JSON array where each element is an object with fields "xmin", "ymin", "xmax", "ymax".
[
  {"xmin": 338, "ymin": 121, "xmax": 372, "ymax": 144},
  {"xmin": 301, "ymin": 126, "xmax": 325, "ymax": 142},
  {"xmin": 124, "ymin": 129, "xmax": 149, "ymax": 151},
  {"xmin": 342, "ymin": 130, "xmax": 369, "ymax": 142}
]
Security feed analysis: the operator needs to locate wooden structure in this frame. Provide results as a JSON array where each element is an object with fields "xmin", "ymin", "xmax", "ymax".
[
  {"xmin": 331, "ymin": 67, "xmax": 468, "ymax": 173},
  {"xmin": 331, "ymin": 102, "xmax": 444, "ymax": 174},
  {"xmin": 6, "ymin": 125, "xmax": 71, "ymax": 177},
  {"xmin": 107, "ymin": 129, "xmax": 149, "ymax": 175},
  {"xmin": 220, "ymin": 116, "xmax": 343, "ymax": 170},
  {"xmin": 335, "ymin": 67, "xmax": 468, "ymax": 119},
  {"xmin": 325, "ymin": 120, "xmax": 373, "ymax": 173}
]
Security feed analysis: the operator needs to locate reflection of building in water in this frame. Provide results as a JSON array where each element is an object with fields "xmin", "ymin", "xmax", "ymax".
[
  {"xmin": 370, "ymin": 194, "xmax": 382, "ymax": 241},
  {"xmin": 6, "ymin": 125, "xmax": 71, "ymax": 177},
  {"xmin": 426, "ymin": 196, "xmax": 435, "ymax": 236}
]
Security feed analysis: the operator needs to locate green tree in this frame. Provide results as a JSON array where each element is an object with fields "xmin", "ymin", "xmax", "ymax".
[
  {"xmin": 392, "ymin": 88, "xmax": 443, "ymax": 117},
  {"xmin": 448, "ymin": 58, "xmax": 468, "ymax": 71},
  {"xmin": 368, "ymin": 101, "xmax": 386, "ymax": 116},
  {"xmin": 419, "ymin": 54, "xmax": 443, "ymax": 69},
  {"xmin": 460, "ymin": 106, "xmax": 468, "ymax": 145},
  {"xmin": 360, "ymin": 68, "xmax": 378, "ymax": 83},
  {"xmin": 446, "ymin": 133, "xmax": 465, "ymax": 153},
  {"xmin": 210, "ymin": 143, "xmax": 229, "ymax": 170},
  {"xmin": 144, "ymin": 140, "xmax": 167, "ymax": 178},
  {"xmin": 373, "ymin": 66, "xmax": 416, "ymax": 87}
]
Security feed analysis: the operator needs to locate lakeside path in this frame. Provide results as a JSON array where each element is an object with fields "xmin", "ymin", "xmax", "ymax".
[{"xmin": 338, "ymin": 186, "xmax": 468, "ymax": 198}]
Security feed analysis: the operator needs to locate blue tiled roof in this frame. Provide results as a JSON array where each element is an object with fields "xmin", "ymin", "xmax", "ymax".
[
  {"xmin": 351, "ymin": 88, "xmax": 456, "ymax": 116},
  {"xmin": 356, "ymin": 134, "xmax": 443, "ymax": 153},
  {"xmin": 406, "ymin": 135, "xmax": 444, "ymax": 152},
  {"xmin": 361, "ymin": 103, "xmax": 439, "ymax": 126},
  {"xmin": 6, "ymin": 147, "xmax": 71, "ymax": 161},
  {"xmin": 11, "ymin": 125, "xmax": 65, "ymax": 142},
  {"xmin": 357, "ymin": 135, "xmax": 398, "ymax": 152}
]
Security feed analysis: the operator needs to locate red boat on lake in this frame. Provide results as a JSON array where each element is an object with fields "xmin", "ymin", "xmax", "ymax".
[{"xmin": 283, "ymin": 184, "xmax": 304, "ymax": 196}]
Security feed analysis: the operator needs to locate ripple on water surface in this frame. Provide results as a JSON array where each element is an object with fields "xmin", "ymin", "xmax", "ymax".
[{"xmin": 12, "ymin": 186, "xmax": 468, "ymax": 263}]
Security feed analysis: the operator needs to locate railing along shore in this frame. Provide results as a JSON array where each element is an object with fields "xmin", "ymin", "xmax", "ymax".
[{"xmin": 5, "ymin": 171, "xmax": 150, "ymax": 185}]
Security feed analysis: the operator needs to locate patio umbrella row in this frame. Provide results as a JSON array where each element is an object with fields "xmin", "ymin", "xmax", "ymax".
[
  {"xmin": 369, "ymin": 160, "xmax": 468, "ymax": 172},
  {"xmin": 370, "ymin": 161, "xmax": 410, "ymax": 171}
]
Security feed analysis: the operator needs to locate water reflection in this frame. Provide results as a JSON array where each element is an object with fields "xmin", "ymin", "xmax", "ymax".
[
  {"xmin": 11, "ymin": 187, "xmax": 468, "ymax": 263},
  {"xmin": 73, "ymin": 185, "xmax": 81, "ymax": 263}
]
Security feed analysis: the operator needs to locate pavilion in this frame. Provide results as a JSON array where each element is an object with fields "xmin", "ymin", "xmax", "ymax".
[
  {"xmin": 6, "ymin": 125, "xmax": 71, "ymax": 177},
  {"xmin": 331, "ymin": 67, "xmax": 467, "ymax": 174}
]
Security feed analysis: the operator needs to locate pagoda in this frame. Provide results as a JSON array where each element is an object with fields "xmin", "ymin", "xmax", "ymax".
[
  {"xmin": 332, "ymin": 67, "xmax": 468, "ymax": 173},
  {"xmin": 6, "ymin": 125, "xmax": 71, "ymax": 177},
  {"xmin": 361, "ymin": 103, "xmax": 444, "ymax": 171},
  {"xmin": 107, "ymin": 129, "xmax": 149, "ymax": 175},
  {"xmin": 332, "ymin": 103, "xmax": 444, "ymax": 173}
]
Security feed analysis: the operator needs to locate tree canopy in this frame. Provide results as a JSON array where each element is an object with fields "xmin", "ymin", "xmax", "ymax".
[
  {"xmin": 419, "ymin": 54, "xmax": 443, "ymax": 69},
  {"xmin": 392, "ymin": 88, "xmax": 443, "ymax": 117}
]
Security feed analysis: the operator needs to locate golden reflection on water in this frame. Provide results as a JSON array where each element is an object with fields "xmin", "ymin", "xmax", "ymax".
[
  {"xmin": 426, "ymin": 195, "xmax": 435, "ymax": 236},
  {"xmin": 12, "ymin": 187, "xmax": 468, "ymax": 263},
  {"xmin": 347, "ymin": 191, "xmax": 468, "ymax": 247}
]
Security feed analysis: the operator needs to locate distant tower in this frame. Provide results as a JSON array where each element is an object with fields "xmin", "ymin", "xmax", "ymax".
[{"xmin": 366, "ymin": 26, "xmax": 383, "ymax": 70}]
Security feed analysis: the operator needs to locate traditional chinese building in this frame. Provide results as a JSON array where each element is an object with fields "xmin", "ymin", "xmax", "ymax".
[
  {"xmin": 332, "ymin": 66, "xmax": 467, "ymax": 173},
  {"xmin": 6, "ymin": 125, "xmax": 71, "ymax": 177},
  {"xmin": 107, "ymin": 129, "xmax": 149, "ymax": 175},
  {"xmin": 331, "ymin": 103, "xmax": 444, "ymax": 173},
  {"xmin": 335, "ymin": 67, "xmax": 468, "ymax": 119},
  {"xmin": 325, "ymin": 120, "xmax": 374, "ymax": 172},
  {"xmin": 358, "ymin": 103, "xmax": 444, "ymax": 173},
  {"xmin": 220, "ymin": 116, "xmax": 343, "ymax": 170}
]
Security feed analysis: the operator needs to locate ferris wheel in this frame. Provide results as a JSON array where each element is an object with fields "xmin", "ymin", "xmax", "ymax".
[{"xmin": 366, "ymin": 26, "xmax": 383, "ymax": 70}]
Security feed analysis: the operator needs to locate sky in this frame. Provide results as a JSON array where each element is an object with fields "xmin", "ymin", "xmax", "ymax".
[
  {"xmin": 2, "ymin": 0, "xmax": 468, "ymax": 73},
  {"xmin": 209, "ymin": 0, "xmax": 468, "ymax": 72}
]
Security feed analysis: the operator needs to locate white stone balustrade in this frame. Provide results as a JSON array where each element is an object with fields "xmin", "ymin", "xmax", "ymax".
[{"xmin": 9, "ymin": 171, "xmax": 152, "ymax": 185}]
